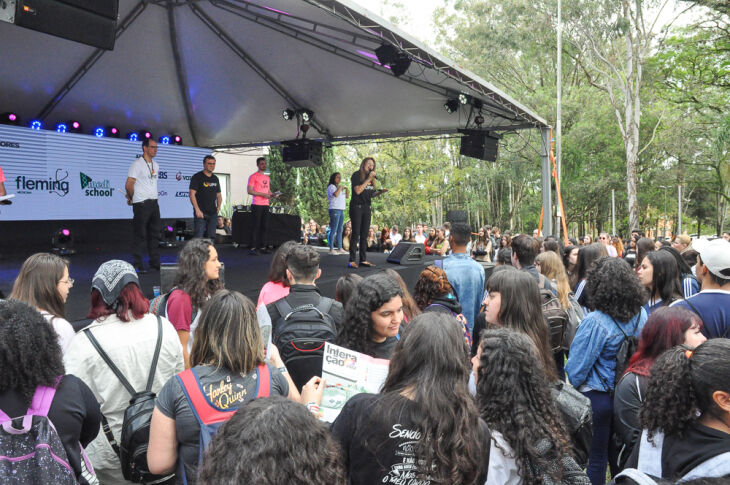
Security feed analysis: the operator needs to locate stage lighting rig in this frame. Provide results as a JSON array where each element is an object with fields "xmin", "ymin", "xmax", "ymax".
[
  {"xmin": 282, "ymin": 108, "xmax": 295, "ymax": 121},
  {"xmin": 444, "ymin": 99, "xmax": 459, "ymax": 114},
  {"xmin": 128, "ymin": 132, "xmax": 139, "ymax": 142},
  {"xmin": 1, "ymin": 112, "xmax": 20, "ymax": 125},
  {"xmin": 298, "ymin": 109, "xmax": 314, "ymax": 123},
  {"xmin": 374, "ymin": 44, "xmax": 411, "ymax": 77},
  {"xmin": 30, "ymin": 120, "xmax": 42, "ymax": 130},
  {"xmin": 94, "ymin": 127, "xmax": 105, "ymax": 138},
  {"xmin": 142, "ymin": 130, "xmax": 153, "ymax": 140},
  {"xmin": 159, "ymin": 135, "xmax": 171, "ymax": 145},
  {"xmin": 69, "ymin": 121, "xmax": 82, "ymax": 133},
  {"xmin": 458, "ymin": 93, "xmax": 469, "ymax": 105},
  {"xmin": 56, "ymin": 123, "xmax": 68, "ymax": 133},
  {"xmin": 52, "ymin": 228, "xmax": 76, "ymax": 255},
  {"xmin": 173, "ymin": 135, "xmax": 183, "ymax": 145},
  {"xmin": 108, "ymin": 127, "xmax": 120, "ymax": 138}
]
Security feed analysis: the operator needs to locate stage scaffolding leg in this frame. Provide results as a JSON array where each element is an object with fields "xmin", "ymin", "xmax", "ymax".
[{"xmin": 541, "ymin": 127, "xmax": 553, "ymax": 237}]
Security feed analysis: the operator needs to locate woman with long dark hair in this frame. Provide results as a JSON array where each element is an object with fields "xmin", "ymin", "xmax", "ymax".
[
  {"xmin": 635, "ymin": 237, "xmax": 655, "ymax": 269},
  {"xmin": 326, "ymin": 172, "xmax": 348, "ymax": 255},
  {"xmin": 621, "ymin": 339, "xmax": 730, "ymax": 480},
  {"xmin": 612, "ymin": 307, "xmax": 706, "ymax": 471},
  {"xmin": 563, "ymin": 245, "xmax": 579, "ymax": 277},
  {"xmin": 565, "ymin": 257, "xmax": 647, "ymax": 484},
  {"xmin": 366, "ymin": 226, "xmax": 380, "ymax": 252},
  {"xmin": 166, "ymin": 238, "xmax": 223, "ymax": 368},
  {"xmin": 474, "ymin": 328, "xmax": 590, "ymax": 484},
  {"xmin": 483, "ymin": 269, "xmax": 558, "ymax": 381},
  {"xmin": 148, "ymin": 290, "xmax": 299, "ymax": 484},
  {"xmin": 0, "ymin": 300, "xmax": 101, "ymax": 485},
  {"xmin": 658, "ymin": 245, "xmax": 700, "ymax": 298},
  {"xmin": 334, "ymin": 273, "xmax": 362, "ymax": 308},
  {"xmin": 335, "ymin": 272, "xmax": 403, "ymax": 359},
  {"xmin": 332, "ymin": 312, "xmax": 487, "ymax": 485},
  {"xmin": 473, "ymin": 226, "xmax": 493, "ymax": 262},
  {"xmin": 348, "ymin": 157, "xmax": 386, "ymax": 268},
  {"xmin": 571, "ymin": 243, "xmax": 608, "ymax": 312},
  {"xmin": 637, "ymin": 250, "xmax": 683, "ymax": 315},
  {"xmin": 64, "ymin": 260, "xmax": 184, "ymax": 485},
  {"xmin": 401, "ymin": 226, "xmax": 415, "ymax": 243},
  {"xmin": 198, "ymin": 397, "xmax": 346, "ymax": 485},
  {"xmin": 10, "ymin": 253, "xmax": 76, "ymax": 354},
  {"xmin": 385, "ymin": 268, "xmax": 420, "ymax": 324},
  {"xmin": 430, "ymin": 226, "xmax": 449, "ymax": 256},
  {"xmin": 257, "ymin": 240, "xmax": 297, "ymax": 308}
]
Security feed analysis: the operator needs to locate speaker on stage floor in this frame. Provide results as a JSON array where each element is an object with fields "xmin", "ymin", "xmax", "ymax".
[
  {"xmin": 387, "ymin": 242, "xmax": 424, "ymax": 265},
  {"xmin": 160, "ymin": 262, "xmax": 225, "ymax": 294}
]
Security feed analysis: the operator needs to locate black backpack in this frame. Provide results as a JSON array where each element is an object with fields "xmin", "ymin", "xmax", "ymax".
[
  {"xmin": 84, "ymin": 315, "xmax": 174, "ymax": 484},
  {"xmin": 272, "ymin": 297, "xmax": 338, "ymax": 390},
  {"xmin": 552, "ymin": 380, "xmax": 593, "ymax": 468},
  {"xmin": 538, "ymin": 275, "xmax": 570, "ymax": 355},
  {"xmin": 612, "ymin": 317, "xmax": 641, "ymax": 388}
]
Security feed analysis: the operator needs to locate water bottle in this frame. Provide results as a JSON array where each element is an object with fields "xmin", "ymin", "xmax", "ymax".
[{"xmin": 153, "ymin": 285, "xmax": 161, "ymax": 297}]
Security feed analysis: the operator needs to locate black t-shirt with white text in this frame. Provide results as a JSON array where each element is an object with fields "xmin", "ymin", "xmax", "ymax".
[
  {"xmin": 189, "ymin": 171, "xmax": 221, "ymax": 216},
  {"xmin": 350, "ymin": 171, "xmax": 375, "ymax": 207}
]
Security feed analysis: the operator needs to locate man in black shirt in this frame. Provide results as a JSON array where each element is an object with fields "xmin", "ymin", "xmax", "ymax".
[
  {"xmin": 349, "ymin": 157, "xmax": 387, "ymax": 268},
  {"xmin": 189, "ymin": 155, "xmax": 222, "ymax": 238}
]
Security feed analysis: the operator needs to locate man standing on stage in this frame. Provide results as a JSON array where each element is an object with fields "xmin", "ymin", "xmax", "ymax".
[
  {"xmin": 247, "ymin": 156, "xmax": 278, "ymax": 255},
  {"xmin": 189, "ymin": 155, "xmax": 221, "ymax": 239},
  {"xmin": 125, "ymin": 138, "xmax": 161, "ymax": 273}
]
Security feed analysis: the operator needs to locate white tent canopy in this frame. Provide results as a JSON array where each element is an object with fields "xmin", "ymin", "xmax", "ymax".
[{"xmin": 0, "ymin": 0, "xmax": 548, "ymax": 148}]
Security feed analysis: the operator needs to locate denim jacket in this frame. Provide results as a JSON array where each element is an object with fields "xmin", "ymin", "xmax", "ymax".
[
  {"xmin": 443, "ymin": 252, "xmax": 485, "ymax": 333},
  {"xmin": 565, "ymin": 308, "xmax": 647, "ymax": 393}
]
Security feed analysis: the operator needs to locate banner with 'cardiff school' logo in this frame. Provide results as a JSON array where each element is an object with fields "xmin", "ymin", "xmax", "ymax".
[{"xmin": 0, "ymin": 125, "xmax": 210, "ymax": 221}]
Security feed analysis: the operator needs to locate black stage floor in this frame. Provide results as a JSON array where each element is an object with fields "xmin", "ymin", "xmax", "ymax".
[{"xmin": 0, "ymin": 243, "xmax": 437, "ymax": 321}]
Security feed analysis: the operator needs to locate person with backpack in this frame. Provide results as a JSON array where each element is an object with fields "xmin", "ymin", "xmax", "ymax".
[
  {"xmin": 474, "ymin": 328, "xmax": 591, "ymax": 484},
  {"xmin": 335, "ymin": 272, "xmax": 404, "ymax": 359},
  {"xmin": 165, "ymin": 239, "xmax": 223, "ymax": 368},
  {"xmin": 617, "ymin": 339, "xmax": 730, "ymax": 482},
  {"xmin": 265, "ymin": 244, "xmax": 343, "ymax": 390},
  {"xmin": 612, "ymin": 307, "xmax": 706, "ymax": 473},
  {"xmin": 0, "ymin": 300, "xmax": 101, "ymax": 485},
  {"xmin": 331, "ymin": 312, "xmax": 488, "ymax": 485},
  {"xmin": 566, "ymin": 257, "xmax": 647, "ymax": 485},
  {"xmin": 147, "ymin": 290, "xmax": 300, "ymax": 484},
  {"xmin": 64, "ymin": 260, "xmax": 184, "ymax": 485}
]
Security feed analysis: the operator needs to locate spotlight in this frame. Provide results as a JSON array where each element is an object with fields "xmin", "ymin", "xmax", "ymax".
[
  {"xmin": 444, "ymin": 99, "xmax": 459, "ymax": 113},
  {"xmin": 1, "ymin": 112, "xmax": 20, "ymax": 125},
  {"xmin": 108, "ymin": 127, "xmax": 120, "ymax": 138},
  {"xmin": 298, "ymin": 109, "xmax": 313, "ymax": 123},
  {"xmin": 51, "ymin": 227, "xmax": 76, "ymax": 255},
  {"xmin": 374, "ymin": 44, "xmax": 410, "ymax": 77},
  {"xmin": 173, "ymin": 135, "xmax": 183, "ymax": 145},
  {"xmin": 474, "ymin": 115, "xmax": 485, "ymax": 126},
  {"xmin": 160, "ymin": 225, "xmax": 177, "ymax": 247},
  {"xmin": 70, "ymin": 121, "xmax": 82, "ymax": 133},
  {"xmin": 458, "ymin": 93, "xmax": 469, "ymax": 105},
  {"xmin": 56, "ymin": 123, "xmax": 68, "ymax": 133},
  {"xmin": 128, "ymin": 132, "xmax": 139, "ymax": 141},
  {"xmin": 282, "ymin": 108, "xmax": 295, "ymax": 121},
  {"xmin": 94, "ymin": 127, "xmax": 105, "ymax": 138},
  {"xmin": 143, "ymin": 131, "xmax": 152, "ymax": 140},
  {"xmin": 374, "ymin": 44, "xmax": 398, "ymax": 65},
  {"xmin": 472, "ymin": 99, "xmax": 483, "ymax": 110},
  {"xmin": 30, "ymin": 120, "xmax": 42, "ymax": 130},
  {"xmin": 159, "ymin": 135, "xmax": 170, "ymax": 145}
]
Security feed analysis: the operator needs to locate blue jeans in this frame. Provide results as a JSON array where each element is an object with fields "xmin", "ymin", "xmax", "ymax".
[
  {"xmin": 328, "ymin": 209, "xmax": 344, "ymax": 250},
  {"xmin": 193, "ymin": 213, "xmax": 217, "ymax": 239},
  {"xmin": 583, "ymin": 389, "xmax": 613, "ymax": 485}
]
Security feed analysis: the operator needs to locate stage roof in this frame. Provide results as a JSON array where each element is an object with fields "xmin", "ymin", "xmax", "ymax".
[{"xmin": 0, "ymin": 0, "xmax": 548, "ymax": 148}]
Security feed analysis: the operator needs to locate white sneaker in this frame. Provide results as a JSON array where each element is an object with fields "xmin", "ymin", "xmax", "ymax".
[{"xmin": 330, "ymin": 249, "xmax": 338, "ymax": 255}]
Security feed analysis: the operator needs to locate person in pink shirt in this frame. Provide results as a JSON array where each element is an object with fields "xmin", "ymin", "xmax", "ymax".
[
  {"xmin": 247, "ymin": 157, "xmax": 280, "ymax": 255},
  {"xmin": 0, "ymin": 166, "xmax": 6, "ymax": 198}
]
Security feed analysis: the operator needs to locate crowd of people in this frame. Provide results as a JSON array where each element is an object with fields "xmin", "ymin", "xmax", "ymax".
[{"xmin": 2, "ymin": 224, "xmax": 730, "ymax": 485}]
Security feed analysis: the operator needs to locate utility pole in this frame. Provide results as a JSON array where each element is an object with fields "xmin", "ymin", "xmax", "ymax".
[
  {"xmin": 678, "ymin": 185, "xmax": 683, "ymax": 234},
  {"xmin": 555, "ymin": 0, "xmax": 562, "ymax": 239},
  {"xmin": 611, "ymin": 189, "xmax": 616, "ymax": 236}
]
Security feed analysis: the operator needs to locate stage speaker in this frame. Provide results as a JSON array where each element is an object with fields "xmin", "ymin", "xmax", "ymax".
[
  {"xmin": 9, "ymin": 0, "xmax": 118, "ymax": 50},
  {"xmin": 282, "ymin": 139, "xmax": 323, "ymax": 167},
  {"xmin": 160, "ymin": 262, "xmax": 226, "ymax": 294},
  {"xmin": 387, "ymin": 242, "xmax": 424, "ymax": 265},
  {"xmin": 459, "ymin": 129, "xmax": 500, "ymax": 162},
  {"xmin": 445, "ymin": 210, "xmax": 467, "ymax": 224}
]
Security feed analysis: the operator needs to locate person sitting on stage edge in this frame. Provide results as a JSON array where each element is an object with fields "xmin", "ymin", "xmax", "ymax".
[
  {"xmin": 189, "ymin": 155, "xmax": 221, "ymax": 239},
  {"xmin": 348, "ymin": 157, "xmax": 387, "ymax": 268},
  {"xmin": 167, "ymin": 239, "xmax": 223, "ymax": 368},
  {"xmin": 247, "ymin": 157, "xmax": 279, "ymax": 255},
  {"xmin": 336, "ymin": 272, "xmax": 403, "ymax": 359},
  {"xmin": 429, "ymin": 227, "xmax": 449, "ymax": 256},
  {"xmin": 125, "ymin": 138, "xmax": 161, "ymax": 273},
  {"xmin": 9, "ymin": 252, "xmax": 76, "ymax": 354},
  {"xmin": 266, "ymin": 244, "xmax": 343, "ymax": 389}
]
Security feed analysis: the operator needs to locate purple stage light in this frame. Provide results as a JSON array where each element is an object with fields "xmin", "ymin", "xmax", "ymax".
[
  {"xmin": 144, "ymin": 131, "xmax": 152, "ymax": 139},
  {"xmin": 111, "ymin": 127, "xmax": 118, "ymax": 135},
  {"xmin": 174, "ymin": 135, "xmax": 181, "ymax": 143},
  {"xmin": 72, "ymin": 121, "xmax": 80, "ymax": 129},
  {"xmin": 262, "ymin": 5, "xmax": 290, "ymax": 15},
  {"xmin": 167, "ymin": 226, "xmax": 174, "ymax": 232},
  {"xmin": 357, "ymin": 50, "xmax": 379, "ymax": 61},
  {"xmin": 61, "ymin": 229, "xmax": 70, "ymax": 236},
  {"xmin": 9, "ymin": 114, "xmax": 16, "ymax": 121}
]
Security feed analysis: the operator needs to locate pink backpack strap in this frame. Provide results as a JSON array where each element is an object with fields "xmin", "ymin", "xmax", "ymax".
[{"xmin": 28, "ymin": 376, "xmax": 62, "ymax": 417}]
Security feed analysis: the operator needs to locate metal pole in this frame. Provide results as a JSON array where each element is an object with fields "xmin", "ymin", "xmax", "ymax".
[
  {"xmin": 556, "ymin": 0, "xmax": 562, "ymax": 240},
  {"xmin": 541, "ymin": 127, "xmax": 553, "ymax": 237},
  {"xmin": 678, "ymin": 185, "xmax": 682, "ymax": 234},
  {"xmin": 612, "ymin": 189, "xmax": 616, "ymax": 235}
]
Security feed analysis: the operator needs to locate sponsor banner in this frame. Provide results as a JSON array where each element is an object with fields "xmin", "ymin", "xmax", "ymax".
[{"xmin": 0, "ymin": 125, "xmax": 210, "ymax": 220}]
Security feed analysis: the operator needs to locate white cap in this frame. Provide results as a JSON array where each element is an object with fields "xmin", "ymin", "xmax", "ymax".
[{"xmin": 693, "ymin": 238, "xmax": 730, "ymax": 279}]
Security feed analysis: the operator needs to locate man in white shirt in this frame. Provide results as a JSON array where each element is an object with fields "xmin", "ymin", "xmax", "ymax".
[
  {"xmin": 390, "ymin": 225, "xmax": 402, "ymax": 247},
  {"xmin": 125, "ymin": 139, "xmax": 161, "ymax": 273},
  {"xmin": 599, "ymin": 231, "xmax": 618, "ymax": 257}
]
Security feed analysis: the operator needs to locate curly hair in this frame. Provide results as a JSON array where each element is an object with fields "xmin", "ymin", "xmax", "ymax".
[
  {"xmin": 198, "ymin": 396, "xmax": 346, "ymax": 485},
  {"xmin": 10, "ymin": 252, "xmax": 69, "ymax": 319},
  {"xmin": 0, "ymin": 300, "xmax": 64, "ymax": 406},
  {"xmin": 174, "ymin": 239, "xmax": 224, "ymax": 308},
  {"xmin": 644, "ymin": 250, "xmax": 682, "ymax": 304},
  {"xmin": 639, "ymin": 339, "xmax": 730, "ymax": 440},
  {"xmin": 380, "ymin": 312, "xmax": 486, "ymax": 484},
  {"xmin": 585, "ymin": 257, "xmax": 645, "ymax": 322},
  {"xmin": 476, "ymin": 328, "xmax": 571, "ymax": 483},
  {"xmin": 486, "ymin": 270, "xmax": 558, "ymax": 381},
  {"xmin": 413, "ymin": 266, "xmax": 455, "ymax": 309},
  {"xmin": 336, "ymin": 272, "xmax": 403, "ymax": 357},
  {"xmin": 624, "ymin": 306, "xmax": 702, "ymax": 377}
]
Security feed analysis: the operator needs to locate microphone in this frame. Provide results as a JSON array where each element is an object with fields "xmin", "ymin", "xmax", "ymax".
[{"xmin": 369, "ymin": 170, "xmax": 379, "ymax": 180}]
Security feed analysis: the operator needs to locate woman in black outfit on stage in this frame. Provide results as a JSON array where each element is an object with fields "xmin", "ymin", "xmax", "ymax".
[{"xmin": 348, "ymin": 157, "xmax": 387, "ymax": 268}]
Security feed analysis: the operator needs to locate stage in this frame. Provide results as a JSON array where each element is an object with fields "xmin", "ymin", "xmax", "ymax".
[{"xmin": 0, "ymin": 242, "xmax": 438, "ymax": 322}]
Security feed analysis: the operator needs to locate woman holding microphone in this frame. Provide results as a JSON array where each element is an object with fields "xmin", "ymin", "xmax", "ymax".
[
  {"xmin": 348, "ymin": 157, "xmax": 387, "ymax": 268},
  {"xmin": 327, "ymin": 172, "xmax": 348, "ymax": 255}
]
